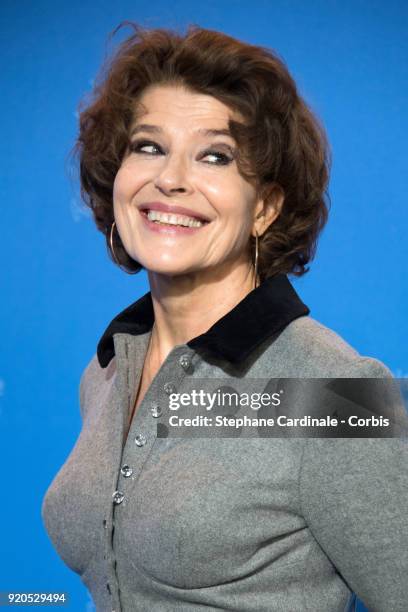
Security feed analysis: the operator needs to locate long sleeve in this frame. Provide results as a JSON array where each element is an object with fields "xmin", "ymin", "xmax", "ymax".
[{"xmin": 298, "ymin": 358, "xmax": 408, "ymax": 611}]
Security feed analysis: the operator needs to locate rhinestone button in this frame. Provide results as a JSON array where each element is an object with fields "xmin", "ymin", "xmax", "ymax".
[
  {"xmin": 164, "ymin": 381, "xmax": 177, "ymax": 395},
  {"xmin": 134, "ymin": 433, "xmax": 147, "ymax": 447},
  {"xmin": 120, "ymin": 464, "xmax": 133, "ymax": 477},
  {"xmin": 112, "ymin": 490, "xmax": 125, "ymax": 505},
  {"xmin": 150, "ymin": 404, "xmax": 162, "ymax": 418},
  {"xmin": 179, "ymin": 353, "xmax": 192, "ymax": 370}
]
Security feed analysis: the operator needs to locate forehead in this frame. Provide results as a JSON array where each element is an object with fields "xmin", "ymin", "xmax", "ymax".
[{"xmin": 133, "ymin": 84, "xmax": 240, "ymax": 128}]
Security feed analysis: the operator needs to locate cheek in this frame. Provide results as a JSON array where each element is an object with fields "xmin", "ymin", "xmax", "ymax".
[
  {"xmin": 112, "ymin": 170, "xmax": 127, "ymax": 209},
  {"xmin": 113, "ymin": 163, "xmax": 145, "ymax": 204},
  {"xmin": 205, "ymin": 179, "xmax": 254, "ymax": 234}
]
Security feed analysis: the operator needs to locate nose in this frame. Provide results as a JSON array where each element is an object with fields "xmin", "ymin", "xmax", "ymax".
[{"xmin": 153, "ymin": 153, "xmax": 193, "ymax": 195}]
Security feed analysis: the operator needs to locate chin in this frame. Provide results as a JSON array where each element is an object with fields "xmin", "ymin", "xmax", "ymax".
[{"xmin": 135, "ymin": 255, "xmax": 195, "ymax": 277}]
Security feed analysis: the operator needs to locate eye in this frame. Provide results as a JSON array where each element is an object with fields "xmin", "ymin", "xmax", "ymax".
[
  {"xmin": 128, "ymin": 139, "xmax": 234, "ymax": 166},
  {"xmin": 201, "ymin": 149, "xmax": 234, "ymax": 166},
  {"xmin": 129, "ymin": 139, "xmax": 163, "ymax": 155}
]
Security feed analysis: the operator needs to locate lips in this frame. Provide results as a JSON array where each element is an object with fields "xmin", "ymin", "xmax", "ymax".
[
  {"xmin": 139, "ymin": 209, "xmax": 208, "ymax": 235},
  {"xmin": 138, "ymin": 202, "xmax": 211, "ymax": 224}
]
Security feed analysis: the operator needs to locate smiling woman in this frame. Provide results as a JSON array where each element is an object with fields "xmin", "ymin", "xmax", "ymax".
[
  {"xmin": 74, "ymin": 22, "xmax": 330, "ymax": 283},
  {"xmin": 112, "ymin": 83, "xmax": 281, "ymax": 282},
  {"xmin": 41, "ymin": 20, "xmax": 408, "ymax": 612}
]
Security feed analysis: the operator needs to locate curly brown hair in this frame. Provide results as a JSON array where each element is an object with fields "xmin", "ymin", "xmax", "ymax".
[{"xmin": 72, "ymin": 21, "xmax": 331, "ymax": 280}]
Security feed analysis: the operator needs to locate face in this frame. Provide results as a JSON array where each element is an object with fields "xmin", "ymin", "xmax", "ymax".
[{"xmin": 113, "ymin": 84, "xmax": 274, "ymax": 279}]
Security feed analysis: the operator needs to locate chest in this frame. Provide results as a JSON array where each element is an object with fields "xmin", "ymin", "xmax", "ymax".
[{"xmin": 41, "ymin": 336, "xmax": 307, "ymax": 587}]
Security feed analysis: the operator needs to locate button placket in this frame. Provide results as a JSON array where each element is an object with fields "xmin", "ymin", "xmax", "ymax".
[
  {"xmin": 109, "ymin": 342, "xmax": 196, "ymax": 612},
  {"xmin": 115, "ymin": 337, "xmax": 154, "ymax": 495},
  {"xmin": 117, "ymin": 349, "xmax": 189, "ymax": 485},
  {"xmin": 109, "ymin": 333, "xmax": 165, "ymax": 612}
]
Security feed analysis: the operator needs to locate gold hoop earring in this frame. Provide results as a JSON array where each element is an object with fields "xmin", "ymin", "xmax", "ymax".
[
  {"xmin": 254, "ymin": 230, "xmax": 259, "ymax": 290},
  {"xmin": 109, "ymin": 221, "xmax": 138, "ymax": 275}
]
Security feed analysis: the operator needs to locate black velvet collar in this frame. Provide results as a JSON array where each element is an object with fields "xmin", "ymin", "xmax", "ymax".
[{"xmin": 96, "ymin": 273, "xmax": 310, "ymax": 368}]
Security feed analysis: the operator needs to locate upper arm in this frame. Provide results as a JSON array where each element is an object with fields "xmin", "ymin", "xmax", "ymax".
[
  {"xmin": 78, "ymin": 353, "xmax": 98, "ymax": 421},
  {"xmin": 298, "ymin": 357, "xmax": 408, "ymax": 611}
]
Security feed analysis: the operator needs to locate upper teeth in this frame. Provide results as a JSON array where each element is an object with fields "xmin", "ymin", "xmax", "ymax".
[{"xmin": 146, "ymin": 210, "xmax": 204, "ymax": 227}]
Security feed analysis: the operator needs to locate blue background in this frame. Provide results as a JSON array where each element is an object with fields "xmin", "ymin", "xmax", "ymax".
[{"xmin": 1, "ymin": 1, "xmax": 407, "ymax": 610}]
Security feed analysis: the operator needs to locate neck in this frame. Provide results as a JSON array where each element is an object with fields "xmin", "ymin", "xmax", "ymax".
[{"xmin": 146, "ymin": 258, "xmax": 257, "ymax": 364}]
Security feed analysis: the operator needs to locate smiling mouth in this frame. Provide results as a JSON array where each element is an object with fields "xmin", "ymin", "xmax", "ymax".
[{"xmin": 140, "ymin": 209, "xmax": 210, "ymax": 228}]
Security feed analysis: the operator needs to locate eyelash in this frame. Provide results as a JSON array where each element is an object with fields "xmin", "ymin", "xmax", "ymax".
[{"xmin": 128, "ymin": 139, "xmax": 234, "ymax": 166}]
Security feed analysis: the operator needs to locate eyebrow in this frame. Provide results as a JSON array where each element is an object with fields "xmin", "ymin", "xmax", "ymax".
[{"xmin": 130, "ymin": 123, "xmax": 234, "ymax": 139}]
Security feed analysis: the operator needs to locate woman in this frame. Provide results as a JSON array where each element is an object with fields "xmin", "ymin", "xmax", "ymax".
[{"xmin": 41, "ymin": 23, "xmax": 408, "ymax": 611}]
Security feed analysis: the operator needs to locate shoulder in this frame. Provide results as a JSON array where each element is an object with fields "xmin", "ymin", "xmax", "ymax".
[
  {"xmin": 269, "ymin": 315, "xmax": 393, "ymax": 378},
  {"xmin": 78, "ymin": 352, "xmax": 117, "ymax": 421},
  {"xmin": 274, "ymin": 315, "xmax": 407, "ymax": 435}
]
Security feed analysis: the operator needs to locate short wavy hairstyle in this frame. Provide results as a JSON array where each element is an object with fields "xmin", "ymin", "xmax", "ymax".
[{"xmin": 72, "ymin": 21, "xmax": 331, "ymax": 280}]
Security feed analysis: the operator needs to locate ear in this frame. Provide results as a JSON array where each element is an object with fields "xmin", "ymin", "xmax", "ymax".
[{"xmin": 251, "ymin": 183, "xmax": 284, "ymax": 237}]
